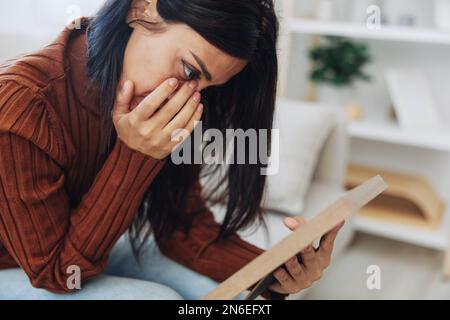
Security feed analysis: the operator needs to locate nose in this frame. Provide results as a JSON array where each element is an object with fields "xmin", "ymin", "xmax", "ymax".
[{"xmin": 197, "ymin": 80, "xmax": 208, "ymax": 91}]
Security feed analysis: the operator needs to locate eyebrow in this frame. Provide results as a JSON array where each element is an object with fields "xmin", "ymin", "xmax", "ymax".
[{"xmin": 189, "ymin": 50, "xmax": 213, "ymax": 82}]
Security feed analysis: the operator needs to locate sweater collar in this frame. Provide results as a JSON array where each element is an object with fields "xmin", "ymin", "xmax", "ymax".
[{"xmin": 63, "ymin": 18, "xmax": 102, "ymax": 116}]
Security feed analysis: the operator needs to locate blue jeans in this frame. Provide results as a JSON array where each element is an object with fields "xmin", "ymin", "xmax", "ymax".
[{"xmin": 0, "ymin": 235, "xmax": 237, "ymax": 300}]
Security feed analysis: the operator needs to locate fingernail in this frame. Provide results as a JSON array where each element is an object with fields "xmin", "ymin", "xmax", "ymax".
[
  {"xmin": 286, "ymin": 217, "xmax": 299, "ymax": 226},
  {"xmin": 189, "ymin": 80, "xmax": 198, "ymax": 89},
  {"xmin": 169, "ymin": 78, "xmax": 178, "ymax": 87},
  {"xmin": 303, "ymin": 246, "xmax": 313, "ymax": 253},
  {"xmin": 121, "ymin": 81, "xmax": 128, "ymax": 92},
  {"xmin": 193, "ymin": 92, "xmax": 201, "ymax": 102},
  {"xmin": 275, "ymin": 270, "xmax": 284, "ymax": 278},
  {"xmin": 197, "ymin": 104, "xmax": 204, "ymax": 113}
]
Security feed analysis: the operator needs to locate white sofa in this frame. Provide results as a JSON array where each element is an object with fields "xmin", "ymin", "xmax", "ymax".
[{"xmin": 209, "ymin": 99, "xmax": 354, "ymax": 299}]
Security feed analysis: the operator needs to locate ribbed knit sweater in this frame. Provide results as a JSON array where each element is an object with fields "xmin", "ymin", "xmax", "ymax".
[{"xmin": 0, "ymin": 23, "xmax": 274, "ymax": 297}]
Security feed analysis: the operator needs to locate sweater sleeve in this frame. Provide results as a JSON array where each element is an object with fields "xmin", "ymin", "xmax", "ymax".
[
  {"xmin": 156, "ymin": 180, "xmax": 287, "ymax": 300},
  {"xmin": 0, "ymin": 83, "xmax": 165, "ymax": 293}
]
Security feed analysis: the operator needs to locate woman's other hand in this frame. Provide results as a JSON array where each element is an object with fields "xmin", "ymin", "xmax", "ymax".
[
  {"xmin": 268, "ymin": 217, "xmax": 345, "ymax": 295},
  {"xmin": 112, "ymin": 78, "xmax": 204, "ymax": 159}
]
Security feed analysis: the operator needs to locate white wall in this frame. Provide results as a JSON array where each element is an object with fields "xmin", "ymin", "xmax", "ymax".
[
  {"xmin": 0, "ymin": 0, "xmax": 103, "ymax": 61},
  {"xmin": 0, "ymin": 0, "xmax": 102, "ymax": 31}
]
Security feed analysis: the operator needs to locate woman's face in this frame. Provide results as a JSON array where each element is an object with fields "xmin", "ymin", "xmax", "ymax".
[{"xmin": 119, "ymin": 23, "xmax": 248, "ymax": 110}]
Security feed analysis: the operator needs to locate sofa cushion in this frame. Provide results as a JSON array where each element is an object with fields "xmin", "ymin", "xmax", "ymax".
[{"xmin": 262, "ymin": 99, "xmax": 335, "ymax": 216}]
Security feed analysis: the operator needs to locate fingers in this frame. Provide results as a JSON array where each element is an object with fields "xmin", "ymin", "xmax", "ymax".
[
  {"xmin": 300, "ymin": 244, "xmax": 317, "ymax": 268},
  {"xmin": 272, "ymin": 268, "xmax": 297, "ymax": 294},
  {"xmin": 283, "ymin": 215, "xmax": 318, "ymax": 282},
  {"xmin": 285, "ymin": 256, "xmax": 307, "ymax": 284},
  {"xmin": 284, "ymin": 215, "xmax": 315, "ymax": 265},
  {"xmin": 272, "ymin": 253, "xmax": 322, "ymax": 295},
  {"xmin": 299, "ymin": 247, "xmax": 323, "ymax": 289},
  {"xmin": 320, "ymin": 221, "xmax": 345, "ymax": 250},
  {"xmin": 134, "ymin": 78, "xmax": 180, "ymax": 120},
  {"xmin": 283, "ymin": 216, "xmax": 305, "ymax": 231},
  {"xmin": 164, "ymin": 91, "xmax": 201, "ymax": 134},
  {"xmin": 320, "ymin": 222, "xmax": 343, "ymax": 251},
  {"xmin": 113, "ymin": 80, "xmax": 134, "ymax": 117},
  {"xmin": 268, "ymin": 282, "xmax": 287, "ymax": 294},
  {"xmin": 270, "ymin": 218, "xmax": 344, "ymax": 297},
  {"xmin": 153, "ymin": 80, "xmax": 199, "ymax": 126},
  {"xmin": 317, "ymin": 221, "xmax": 345, "ymax": 268},
  {"xmin": 182, "ymin": 103, "xmax": 204, "ymax": 135},
  {"xmin": 168, "ymin": 103, "xmax": 204, "ymax": 151}
]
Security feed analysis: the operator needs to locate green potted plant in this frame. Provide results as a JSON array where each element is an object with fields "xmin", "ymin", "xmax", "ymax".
[{"xmin": 308, "ymin": 36, "xmax": 372, "ymax": 120}]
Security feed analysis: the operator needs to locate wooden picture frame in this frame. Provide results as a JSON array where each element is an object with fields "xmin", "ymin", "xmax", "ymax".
[{"xmin": 203, "ymin": 175, "xmax": 387, "ymax": 300}]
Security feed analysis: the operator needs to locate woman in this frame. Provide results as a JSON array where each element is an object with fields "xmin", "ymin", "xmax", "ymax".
[{"xmin": 0, "ymin": 0, "xmax": 343, "ymax": 300}]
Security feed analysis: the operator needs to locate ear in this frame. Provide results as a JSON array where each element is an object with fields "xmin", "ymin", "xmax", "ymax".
[{"xmin": 126, "ymin": 0, "xmax": 165, "ymax": 29}]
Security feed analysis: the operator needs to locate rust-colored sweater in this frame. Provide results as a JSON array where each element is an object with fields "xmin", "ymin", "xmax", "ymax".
[{"xmin": 0, "ymin": 24, "xmax": 271, "ymax": 296}]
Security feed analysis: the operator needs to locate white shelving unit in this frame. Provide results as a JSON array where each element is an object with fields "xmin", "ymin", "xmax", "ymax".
[
  {"xmin": 348, "ymin": 121, "xmax": 450, "ymax": 152},
  {"xmin": 353, "ymin": 207, "xmax": 450, "ymax": 251},
  {"xmin": 278, "ymin": 0, "xmax": 450, "ymax": 268},
  {"xmin": 287, "ymin": 19, "xmax": 450, "ymax": 45}
]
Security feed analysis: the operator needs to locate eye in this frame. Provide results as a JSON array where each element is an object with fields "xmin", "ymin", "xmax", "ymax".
[{"xmin": 182, "ymin": 61, "xmax": 200, "ymax": 81}]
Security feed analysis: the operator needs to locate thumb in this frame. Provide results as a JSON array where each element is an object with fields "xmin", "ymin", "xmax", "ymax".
[
  {"xmin": 284, "ymin": 216, "xmax": 306, "ymax": 231},
  {"xmin": 114, "ymin": 80, "xmax": 134, "ymax": 116}
]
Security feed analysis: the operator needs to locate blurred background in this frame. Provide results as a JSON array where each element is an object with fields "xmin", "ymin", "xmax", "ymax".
[
  {"xmin": 1, "ymin": 0, "xmax": 450, "ymax": 299},
  {"xmin": 0, "ymin": 0, "xmax": 101, "ymax": 61}
]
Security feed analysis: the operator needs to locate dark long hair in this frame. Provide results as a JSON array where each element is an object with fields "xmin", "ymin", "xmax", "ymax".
[{"xmin": 87, "ymin": 0, "xmax": 279, "ymax": 255}]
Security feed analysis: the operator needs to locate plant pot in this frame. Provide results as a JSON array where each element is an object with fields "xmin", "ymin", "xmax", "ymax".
[{"xmin": 316, "ymin": 84, "xmax": 364, "ymax": 121}]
